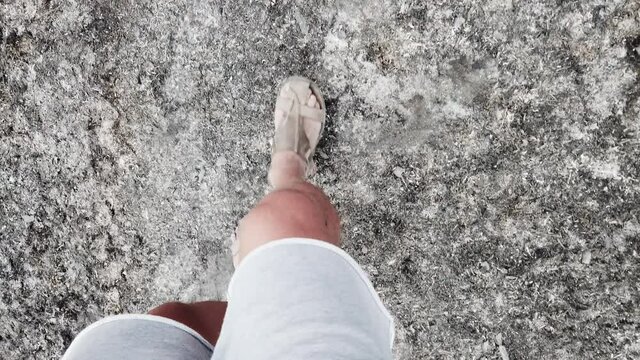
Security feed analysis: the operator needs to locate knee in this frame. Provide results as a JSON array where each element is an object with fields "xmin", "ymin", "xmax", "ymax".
[
  {"xmin": 265, "ymin": 187, "xmax": 326, "ymax": 221},
  {"xmin": 237, "ymin": 189, "xmax": 320, "ymax": 240},
  {"xmin": 256, "ymin": 184, "xmax": 339, "ymax": 235},
  {"xmin": 235, "ymin": 184, "xmax": 340, "ymax": 261}
]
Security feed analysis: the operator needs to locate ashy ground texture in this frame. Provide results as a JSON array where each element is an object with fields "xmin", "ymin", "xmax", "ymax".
[{"xmin": 1, "ymin": 0, "xmax": 640, "ymax": 359}]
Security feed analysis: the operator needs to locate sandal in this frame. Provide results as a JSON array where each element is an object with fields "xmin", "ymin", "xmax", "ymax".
[{"xmin": 272, "ymin": 76, "xmax": 326, "ymax": 176}]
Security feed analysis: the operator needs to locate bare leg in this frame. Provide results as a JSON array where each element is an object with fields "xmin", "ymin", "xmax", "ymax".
[
  {"xmin": 149, "ymin": 80, "xmax": 336, "ymax": 346},
  {"xmin": 236, "ymin": 151, "xmax": 341, "ymax": 263},
  {"xmin": 148, "ymin": 154, "xmax": 339, "ymax": 344}
]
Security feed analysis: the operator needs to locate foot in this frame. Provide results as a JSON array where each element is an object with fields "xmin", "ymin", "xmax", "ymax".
[{"xmin": 269, "ymin": 77, "xmax": 326, "ymax": 187}]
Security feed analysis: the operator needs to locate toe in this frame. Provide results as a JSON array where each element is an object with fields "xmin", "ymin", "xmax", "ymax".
[{"xmin": 307, "ymin": 93, "xmax": 318, "ymax": 108}]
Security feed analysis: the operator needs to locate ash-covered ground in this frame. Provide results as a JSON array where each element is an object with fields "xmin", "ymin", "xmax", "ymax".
[{"xmin": 1, "ymin": 0, "xmax": 639, "ymax": 359}]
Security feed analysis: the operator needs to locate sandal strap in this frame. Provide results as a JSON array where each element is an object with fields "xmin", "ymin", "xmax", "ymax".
[{"xmin": 299, "ymin": 106, "xmax": 325, "ymax": 121}]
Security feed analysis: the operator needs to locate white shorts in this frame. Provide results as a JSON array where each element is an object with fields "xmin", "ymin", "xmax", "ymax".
[{"xmin": 62, "ymin": 238, "xmax": 395, "ymax": 360}]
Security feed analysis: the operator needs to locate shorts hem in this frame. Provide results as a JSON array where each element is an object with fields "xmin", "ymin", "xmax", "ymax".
[{"xmin": 61, "ymin": 313, "xmax": 214, "ymax": 359}]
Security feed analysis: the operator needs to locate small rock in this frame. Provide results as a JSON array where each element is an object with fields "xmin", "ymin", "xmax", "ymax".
[
  {"xmin": 292, "ymin": 5, "xmax": 309, "ymax": 36},
  {"xmin": 498, "ymin": 345, "xmax": 509, "ymax": 360},
  {"xmin": 581, "ymin": 250, "xmax": 592, "ymax": 265},
  {"xmin": 216, "ymin": 156, "xmax": 228, "ymax": 167},
  {"xmin": 473, "ymin": 344, "xmax": 483, "ymax": 357},
  {"xmin": 22, "ymin": 215, "xmax": 35, "ymax": 223},
  {"xmin": 393, "ymin": 167, "xmax": 405, "ymax": 178},
  {"xmin": 495, "ymin": 332, "xmax": 503, "ymax": 345},
  {"xmin": 453, "ymin": 16, "xmax": 465, "ymax": 29},
  {"xmin": 481, "ymin": 340, "xmax": 492, "ymax": 353}
]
